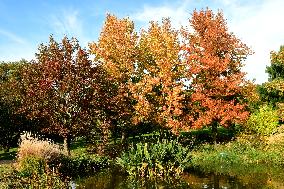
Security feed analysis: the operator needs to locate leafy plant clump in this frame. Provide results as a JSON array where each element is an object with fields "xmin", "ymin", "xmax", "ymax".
[
  {"xmin": 116, "ymin": 139, "xmax": 191, "ymax": 179},
  {"xmin": 0, "ymin": 156, "xmax": 70, "ymax": 189},
  {"xmin": 246, "ymin": 105, "xmax": 279, "ymax": 136},
  {"xmin": 18, "ymin": 133, "xmax": 111, "ymax": 176},
  {"xmin": 0, "ymin": 133, "xmax": 71, "ymax": 188},
  {"xmin": 0, "ymin": 134, "xmax": 112, "ymax": 188}
]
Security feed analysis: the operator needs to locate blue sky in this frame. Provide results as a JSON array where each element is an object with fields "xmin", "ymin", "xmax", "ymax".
[{"xmin": 0, "ymin": 0, "xmax": 283, "ymax": 83}]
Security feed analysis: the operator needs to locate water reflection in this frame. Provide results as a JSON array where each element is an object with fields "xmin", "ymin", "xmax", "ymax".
[{"xmin": 76, "ymin": 167, "xmax": 284, "ymax": 189}]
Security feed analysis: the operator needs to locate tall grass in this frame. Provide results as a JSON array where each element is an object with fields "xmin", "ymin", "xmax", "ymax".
[{"xmin": 17, "ymin": 132, "xmax": 64, "ymax": 163}]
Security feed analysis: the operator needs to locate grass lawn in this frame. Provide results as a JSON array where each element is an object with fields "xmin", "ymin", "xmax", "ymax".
[{"xmin": 70, "ymin": 138, "xmax": 88, "ymax": 156}]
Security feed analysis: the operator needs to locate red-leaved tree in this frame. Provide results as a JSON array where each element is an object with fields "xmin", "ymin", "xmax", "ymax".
[{"xmin": 22, "ymin": 36, "xmax": 97, "ymax": 155}]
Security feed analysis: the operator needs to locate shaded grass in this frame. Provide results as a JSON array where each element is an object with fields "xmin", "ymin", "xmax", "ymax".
[
  {"xmin": 0, "ymin": 148, "xmax": 17, "ymax": 161},
  {"xmin": 70, "ymin": 138, "xmax": 88, "ymax": 156}
]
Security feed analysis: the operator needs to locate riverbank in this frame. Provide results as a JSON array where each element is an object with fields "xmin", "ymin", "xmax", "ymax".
[
  {"xmin": 190, "ymin": 133, "xmax": 284, "ymax": 173},
  {"xmin": 1, "ymin": 132, "xmax": 284, "ymax": 188}
]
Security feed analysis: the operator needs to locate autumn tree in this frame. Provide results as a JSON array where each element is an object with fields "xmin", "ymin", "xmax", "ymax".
[
  {"xmin": 131, "ymin": 19, "xmax": 185, "ymax": 132},
  {"xmin": 181, "ymin": 9, "xmax": 251, "ymax": 142},
  {"xmin": 22, "ymin": 36, "xmax": 96, "ymax": 155},
  {"xmin": 89, "ymin": 11, "xmax": 252, "ymax": 141},
  {"xmin": 89, "ymin": 15, "xmax": 137, "ymax": 142},
  {"xmin": 240, "ymin": 81, "xmax": 260, "ymax": 111}
]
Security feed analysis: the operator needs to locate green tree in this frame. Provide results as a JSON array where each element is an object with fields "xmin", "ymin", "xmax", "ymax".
[
  {"xmin": 0, "ymin": 60, "xmax": 28, "ymax": 151},
  {"xmin": 246, "ymin": 105, "xmax": 279, "ymax": 136},
  {"xmin": 259, "ymin": 45, "xmax": 284, "ymax": 122},
  {"xmin": 267, "ymin": 45, "xmax": 284, "ymax": 81}
]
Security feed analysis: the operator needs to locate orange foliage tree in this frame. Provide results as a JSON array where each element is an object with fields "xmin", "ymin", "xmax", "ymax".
[
  {"xmin": 181, "ymin": 9, "xmax": 251, "ymax": 141},
  {"xmin": 21, "ymin": 9, "xmax": 252, "ymax": 149},
  {"xmin": 89, "ymin": 15, "xmax": 137, "ymax": 141},
  {"xmin": 130, "ymin": 19, "xmax": 185, "ymax": 131},
  {"xmin": 90, "ymin": 10, "xmax": 251, "ymax": 141}
]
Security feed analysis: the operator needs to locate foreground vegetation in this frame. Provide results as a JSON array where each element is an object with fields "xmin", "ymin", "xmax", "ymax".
[
  {"xmin": 0, "ymin": 134, "xmax": 111, "ymax": 188},
  {"xmin": 2, "ymin": 128, "xmax": 284, "ymax": 188}
]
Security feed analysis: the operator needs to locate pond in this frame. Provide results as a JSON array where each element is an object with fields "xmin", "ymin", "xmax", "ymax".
[{"xmin": 75, "ymin": 167, "xmax": 284, "ymax": 189}]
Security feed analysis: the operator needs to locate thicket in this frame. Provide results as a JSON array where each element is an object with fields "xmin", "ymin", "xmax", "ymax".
[{"xmin": 246, "ymin": 105, "xmax": 279, "ymax": 136}]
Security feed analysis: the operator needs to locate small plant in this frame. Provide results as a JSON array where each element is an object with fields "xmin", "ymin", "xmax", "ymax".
[
  {"xmin": 0, "ymin": 133, "xmax": 71, "ymax": 188},
  {"xmin": 17, "ymin": 156, "xmax": 45, "ymax": 177},
  {"xmin": 246, "ymin": 105, "xmax": 279, "ymax": 136},
  {"xmin": 116, "ymin": 139, "xmax": 191, "ymax": 179}
]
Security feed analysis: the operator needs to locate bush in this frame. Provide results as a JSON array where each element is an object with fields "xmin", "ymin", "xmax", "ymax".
[
  {"xmin": 0, "ymin": 133, "xmax": 112, "ymax": 188},
  {"xmin": 246, "ymin": 105, "xmax": 279, "ymax": 136},
  {"xmin": 0, "ymin": 156, "xmax": 70, "ymax": 189},
  {"xmin": 17, "ymin": 156, "xmax": 45, "ymax": 177},
  {"xmin": 116, "ymin": 139, "xmax": 191, "ymax": 179},
  {"xmin": 0, "ymin": 133, "xmax": 71, "ymax": 188},
  {"xmin": 16, "ymin": 133, "xmax": 110, "ymax": 179},
  {"xmin": 16, "ymin": 133, "xmax": 67, "ymax": 177},
  {"xmin": 58, "ymin": 153, "xmax": 111, "ymax": 178}
]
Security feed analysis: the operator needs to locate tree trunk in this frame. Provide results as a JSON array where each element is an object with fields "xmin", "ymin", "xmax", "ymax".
[
  {"xmin": 121, "ymin": 130, "xmax": 126, "ymax": 144},
  {"xmin": 63, "ymin": 135, "xmax": 71, "ymax": 156},
  {"xmin": 212, "ymin": 121, "xmax": 218, "ymax": 145},
  {"xmin": 213, "ymin": 173, "xmax": 220, "ymax": 189}
]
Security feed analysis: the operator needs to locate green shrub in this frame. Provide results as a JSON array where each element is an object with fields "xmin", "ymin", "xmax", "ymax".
[
  {"xmin": 0, "ymin": 133, "xmax": 71, "ymax": 188},
  {"xmin": 0, "ymin": 157, "xmax": 70, "ymax": 189},
  {"xmin": 57, "ymin": 153, "xmax": 111, "ymax": 178},
  {"xmin": 246, "ymin": 105, "xmax": 279, "ymax": 136},
  {"xmin": 116, "ymin": 139, "xmax": 191, "ymax": 179}
]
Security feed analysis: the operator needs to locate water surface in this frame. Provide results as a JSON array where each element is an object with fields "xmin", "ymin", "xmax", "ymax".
[{"xmin": 76, "ymin": 167, "xmax": 284, "ymax": 189}]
